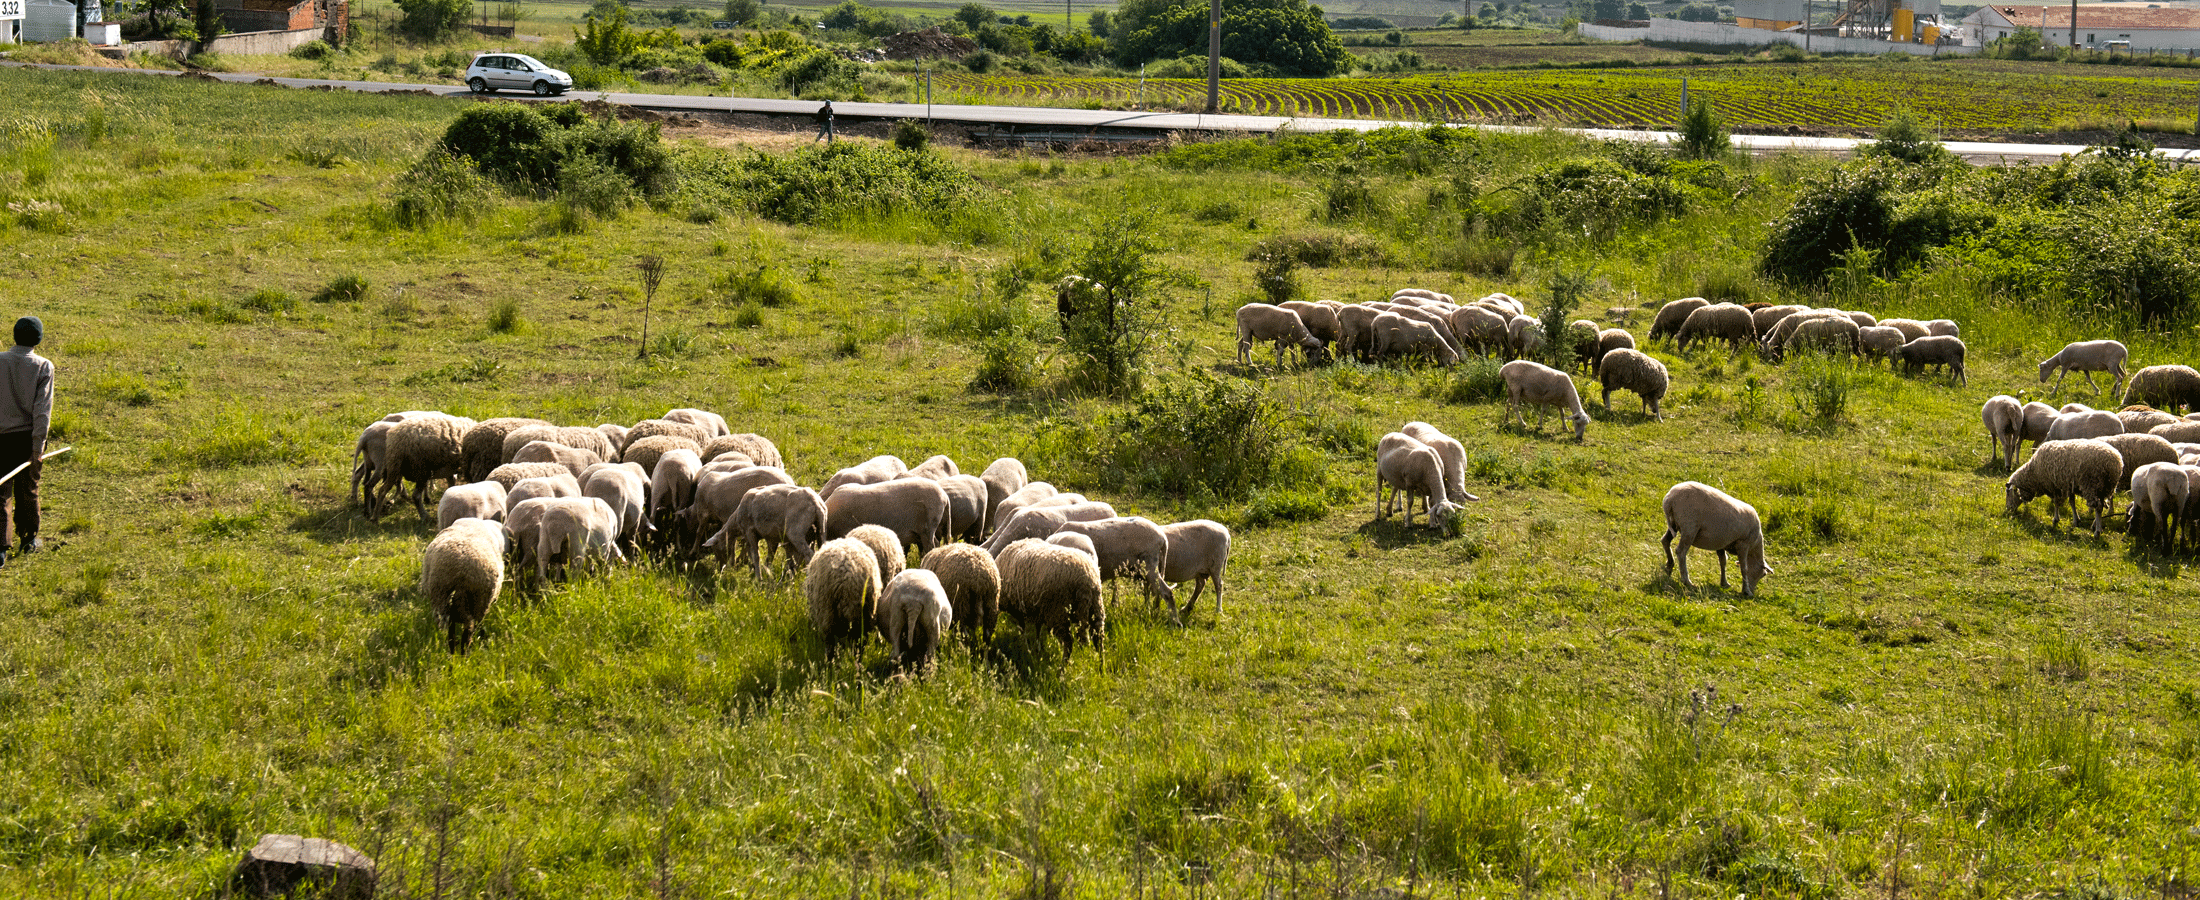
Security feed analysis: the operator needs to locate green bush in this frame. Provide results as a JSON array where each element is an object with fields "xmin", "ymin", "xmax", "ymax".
[
  {"xmin": 1045, "ymin": 372, "xmax": 1317, "ymax": 500},
  {"xmin": 891, "ymin": 119, "xmax": 931, "ymax": 152},
  {"xmin": 1675, "ymin": 98, "xmax": 1727, "ymax": 160},
  {"xmin": 487, "ymin": 298, "xmax": 524, "ymax": 334},
  {"xmin": 712, "ymin": 264, "xmax": 800, "ymax": 307},
  {"xmin": 392, "ymin": 0, "xmax": 468, "ymax": 39},
  {"xmin": 1158, "ymin": 125, "xmax": 1479, "ymax": 175},
  {"xmin": 1507, "ymin": 156, "xmax": 1684, "ymax": 241},
  {"xmin": 436, "ymin": 104, "xmax": 672, "ymax": 198},
  {"xmin": 288, "ymin": 39, "xmax": 335, "ymax": 60},
  {"xmin": 389, "ymin": 148, "xmax": 492, "ymax": 228},
  {"xmin": 676, "ymin": 142, "xmax": 983, "ymax": 225},
  {"xmin": 1244, "ymin": 232, "xmax": 1391, "ymax": 268},
  {"xmin": 311, "ymin": 274, "xmax": 370, "ymax": 303},
  {"xmin": 1861, "ymin": 108, "xmax": 1956, "ymax": 166},
  {"xmin": 439, "ymin": 104, "xmax": 561, "ymax": 187},
  {"xmin": 969, "ymin": 333, "xmax": 1039, "ymax": 392},
  {"xmin": 1759, "ymin": 163, "xmax": 1899, "ymax": 285}
]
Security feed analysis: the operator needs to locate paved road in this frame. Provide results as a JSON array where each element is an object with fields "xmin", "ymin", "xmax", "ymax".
[{"xmin": 4, "ymin": 59, "xmax": 2179, "ymax": 164}]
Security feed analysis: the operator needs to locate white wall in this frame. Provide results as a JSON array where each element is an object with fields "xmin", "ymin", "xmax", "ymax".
[{"xmin": 1580, "ymin": 17, "xmax": 1951, "ymax": 54}]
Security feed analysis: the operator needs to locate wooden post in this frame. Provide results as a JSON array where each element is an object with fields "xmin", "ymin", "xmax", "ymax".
[{"xmin": 2070, "ymin": 0, "xmax": 2077, "ymax": 50}]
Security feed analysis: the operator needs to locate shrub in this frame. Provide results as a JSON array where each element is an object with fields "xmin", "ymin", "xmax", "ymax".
[
  {"xmin": 1251, "ymin": 249, "xmax": 1302, "ymax": 304},
  {"xmin": 487, "ymin": 298, "xmax": 524, "ymax": 334},
  {"xmin": 392, "ymin": 0, "xmax": 468, "ymax": 39},
  {"xmin": 440, "ymin": 104, "xmax": 560, "ymax": 187},
  {"xmin": 289, "ymin": 39, "xmax": 335, "ymax": 60},
  {"xmin": 1319, "ymin": 166, "xmax": 1381, "ymax": 221},
  {"xmin": 388, "ymin": 148, "xmax": 492, "ymax": 228},
  {"xmin": 891, "ymin": 119, "xmax": 931, "ymax": 152},
  {"xmin": 1759, "ymin": 163, "xmax": 1899, "ymax": 285},
  {"xmin": 1676, "ymin": 98, "xmax": 1727, "ymax": 160},
  {"xmin": 969, "ymin": 333, "xmax": 1039, "ymax": 392},
  {"xmin": 1786, "ymin": 352, "xmax": 1851, "ymax": 428},
  {"xmin": 1425, "ymin": 356, "xmax": 1508, "ymax": 403},
  {"xmin": 556, "ymin": 154, "xmax": 633, "ymax": 220},
  {"xmin": 1508, "ymin": 156, "xmax": 1683, "ymax": 242},
  {"xmin": 1046, "ymin": 372, "xmax": 1316, "ymax": 500},
  {"xmin": 240, "ymin": 288, "xmax": 296, "ymax": 314},
  {"xmin": 1061, "ymin": 213, "xmax": 1170, "ymax": 397},
  {"xmin": 436, "ymin": 104, "xmax": 672, "ymax": 198},
  {"xmin": 1245, "ymin": 232, "xmax": 1392, "ymax": 268},
  {"xmin": 712, "ymin": 264, "xmax": 800, "ymax": 307},
  {"xmin": 1860, "ymin": 108, "xmax": 1956, "ymax": 166},
  {"xmin": 676, "ymin": 142, "xmax": 983, "ymax": 225}
]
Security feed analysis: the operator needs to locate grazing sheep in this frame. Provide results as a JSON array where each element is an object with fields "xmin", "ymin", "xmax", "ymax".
[
  {"xmin": 513, "ymin": 439, "xmax": 602, "ymax": 480},
  {"xmin": 626, "ymin": 418, "xmax": 713, "ymax": 449},
  {"xmin": 662, "ymin": 408, "xmax": 730, "ymax": 438},
  {"xmin": 533, "ymin": 496, "xmax": 627, "ymax": 583},
  {"xmin": 499, "ymin": 425, "xmax": 614, "ymax": 466},
  {"xmin": 420, "ymin": 517, "xmax": 511, "ymax": 652},
  {"xmin": 2101, "ymin": 432, "xmax": 2178, "ymax": 491},
  {"xmin": 821, "ymin": 455, "xmax": 910, "ymax": 501},
  {"xmin": 845, "ymin": 523, "xmax": 908, "ymax": 587},
  {"xmin": 596, "ymin": 423, "xmax": 631, "ymax": 457},
  {"xmin": 1159, "ymin": 519, "xmax": 1230, "ymax": 620},
  {"xmin": 1781, "ymin": 315, "xmax": 1862, "ymax": 359},
  {"xmin": 2154, "ymin": 421, "xmax": 2200, "ymax": 445},
  {"xmin": 1392, "ymin": 288, "xmax": 1456, "ymax": 305},
  {"xmin": 1592, "ymin": 328, "xmax": 1636, "ymax": 376},
  {"xmin": 1857, "ymin": 325, "xmax": 1906, "ymax": 362},
  {"xmin": 1237, "ymin": 303, "xmax": 1328, "ymax": 368},
  {"xmin": 351, "ymin": 419, "xmax": 400, "ymax": 507},
  {"xmin": 1759, "ymin": 308, "xmax": 1846, "ymax": 352},
  {"xmin": 2126, "ymin": 365, "xmax": 2200, "ymax": 414},
  {"xmin": 485, "ymin": 462, "xmax": 572, "ymax": 492},
  {"xmin": 619, "ymin": 435, "xmax": 701, "ymax": 480},
  {"xmin": 375, "ymin": 413, "xmax": 471, "ymax": 522},
  {"xmin": 1280, "ymin": 300, "xmax": 1341, "ymax": 350},
  {"xmin": 2129, "ymin": 462, "xmax": 2190, "ymax": 548},
  {"xmin": 1597, "ymin": 349, "xmax": 1669, "ymax": 420},
  {"xmin": 1565, "ymin": 321, "xmax": 1602, "ymax": 373},
  {"xmin": 1373, "ymin": 312, "xmax": 1462, "ymax": 367},
  {"xmin": 805, "ymin": 538, "xmax": 882, "ymax": 659},
  {"xmin": 1500, "ymin": 360, "xmax": 1592, "ymax": 441},
  {"xmin": 1674, "ymin": 303, "xmax": 1755, "ymax": 354},
  {"xmin": 1926, "ymin": 319, "xmax": 1960, "ymax": 337},
  {"xmin": 1474, "ymin": 292, "xmax": 1524, "ymax": 317},
  {"xmin": 995, "ymin": 539, "xmax": 1105, "ymax": 660},
  {"xmin": 1051, "ymin": 516, "xmax": 1175, "ymax": 620},
  {"xmin": 2061, "ymin": 403, "xmax": 2096, "ymax": 414},
  {"xmin": 506, "ymin": 473, "xmax": 581, "ymax": 513},
  {"xmin": 705, "ymin": 483, "xmax": 827, "ymax": 577},
  {"xmin": 1376, "ymin": 432, "xmax": 1466, "ymax": 529},
  {"xmin": 676, "ymin": 465, "xmax": 796, "ymax": 553},
  {"xmin": 1982, "ymin": 395, "xmax": 2024, "ymax": 471},
  {"xmin": 2119, "ymin": 407, "xmax": 2179, "ymax": 435},
  {"xmin": 1045, "ymin": 531, "xmax": 1098, "ymax": 560},
  {"xmin": 1401, "ymin": 421, "xmax": 1480, "ymax": 507},
  {"xmin": 1337, "ymin": 304, "xmax": 1385, "ymax": 363},
  {"xmin": 701, "ymin": 433, "xmax": 784, "ymax": 468},
  {"xmin": 1649, "ymin": 298, "xmax": 1710, "ymax": 343},
  {"xmin": 1383, "ymin": 304, "xmax": 1465, "ymax": 354},
  {"xmin": 582, "ymin": 464, "xmax": 652, "ymax": 551},
  {"xmin": 824, "ymin": 478, "xmax": 951, "ymax": 562},
  {"xmin": 2007, "ymin": 438, "xmax": 2124, "ymax": 536},
  {"xmin": 459, "ymin": 417, "xmax": 552, "ymax": 484},
  {"xmin": 877, "ymin": 569, "xmax": 953, "ymax": 673},
  {"xmin": 908, "ymin": 455, "xmax": 960, "ymax": 481},
  {"xmin": 1660, "ymin": 482, "xmax": 1772, "ymax": 598},
  {"xmin": 1878, "ymin": 318, "xmax": 1930, "ymax": 342},
  {"xmin": 648, "ymin": 449, "xmax": 702, "ymax": 536},
  {"xmin": 937, "ymin": 473, "xmax": 990, "ymax": 542},
  {"xmin": 921, "ymin": 543, "xmax": 1001, "ymax": 641},
  {"xmin": 990, "ymin": 481, "xmax": 1061, "ymax": 536},
  {"xmin": 1888, "ymin": 335, "xmax": 1967, "ymax": 385},
  {"xmin": 979, "ymin": 458, "xmax": 1029, "ymax": 535},
  {"xmin": 437, "ymin": 481, "xmax": 509, "ymax": 531},
  {"xmin": 982, "ymin": 501, "xmax": 1120, "ymax": 555},
  {"xmin": 1449, "ymin": 305, "xmax": 1512, "ymax": 357},
  {"xmin": 1845, "ymin": 310, "xmax": 1879, "ymax": 329},
  {"xmin": 2020, "ymin": 401, "xmax": 2060, "ymax": 456},
  {"xmin": 2039, "ymin": 340, "xmax": 2130, "ymax": 395},
  {"xmin": 1749, "ymin": 304, "xmax": 1808, "ymax": 337},
  {"xmin": 2045, "ymin": 411, "xmax": 2124, "ymax": 442}
]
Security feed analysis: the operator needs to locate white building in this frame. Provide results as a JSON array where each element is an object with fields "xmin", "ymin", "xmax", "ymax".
[
  {"xmin": 1, "ymin": 0, "xmax": 22, "ymax": 44},
  {"xmin": 1963, "ymin": 3, "xmax": 2200, "ymax": 50}
]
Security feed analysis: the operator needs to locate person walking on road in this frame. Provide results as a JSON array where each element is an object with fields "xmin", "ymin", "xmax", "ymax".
[
  {"xmin": 0, "ymin": 316, "xmax": 52, "ymax": 566},
  {"xmin": 815, "ymin": 99, "xmax": 835, "ymax": 143}
]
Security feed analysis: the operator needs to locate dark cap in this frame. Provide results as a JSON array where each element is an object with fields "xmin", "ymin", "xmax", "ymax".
[{"xmin": 12, "ymin": 317, "xmax": 39, "ymax": 348}]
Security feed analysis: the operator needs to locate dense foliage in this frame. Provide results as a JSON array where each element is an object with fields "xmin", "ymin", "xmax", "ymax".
[
  {"xmin": 674, "ymin": 141, "xmax": 984, "ymax": 224},
  {"xmin": 435, "ymin": 103, "xmax": 672, "ymax": 197},
  {"xmin": 1110, "ymin": 0, "xmax": 1352, "ymax": 76}
]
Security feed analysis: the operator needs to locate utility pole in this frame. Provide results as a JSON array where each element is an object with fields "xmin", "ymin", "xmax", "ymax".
[
  {"xmin": 1206, "ymin": 0, "xmax": 1222, "ymax": 113},
  {"xmin": 2069, "ymin": 0, "xmax": 2077, "ymax": 50}
]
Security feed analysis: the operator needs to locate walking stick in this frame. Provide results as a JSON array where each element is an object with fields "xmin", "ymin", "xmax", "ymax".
[{"xmin": 0, "ymin": 446, "xmax": 71, "ymax": 489}]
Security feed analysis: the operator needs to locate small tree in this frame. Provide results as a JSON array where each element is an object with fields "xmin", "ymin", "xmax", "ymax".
[
  {"xmin": 1860, "ymin": 108, "xmax": 1954, "ymax": 165},
  {"xmin": 636, "ymin": 254, "xmax": 666, "ymax": 358},
  {"xmin": 1540, "ymin": 268, "xmax": 1592, "ymax": 370},
  {"xmin": 1062, "ymin": 214, "xmax": 1169, "ymax": 397},
  {"xmin": 954, "ymin": 2, "xmax": 994, "ymax": 30},
  {"xmin": 392, "ymin": 0, "xmax": 467, "ymax": 39},
  {"xmin": 574, "ymin": 6, "xmax": 642, "ymax": 66},
  {"xmin": 192, "ymin": 0, "xmax": 225, "ymax": 43},
  {"xmin": 1676, "ymin": 97, "xmax": 1727, "ymax": 160},
  {"xmin": 723, "ymin": 0, "xmax": 759, "ymax": 24}
]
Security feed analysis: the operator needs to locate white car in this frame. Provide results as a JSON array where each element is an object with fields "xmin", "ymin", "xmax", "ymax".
[{"xmin": 465, "ymin": 53, "xmax": 573, "ymax": 96}]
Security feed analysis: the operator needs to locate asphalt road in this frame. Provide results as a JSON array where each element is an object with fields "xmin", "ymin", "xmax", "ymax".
[{"xmin": 4, "ymin": 59, "xmax": 2179, "ymax": 164}]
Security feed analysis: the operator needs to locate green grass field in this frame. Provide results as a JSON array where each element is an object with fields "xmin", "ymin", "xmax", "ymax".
[{"xmin": 5, "ymin": 64, "xmax": 2200, "ymax": 898}]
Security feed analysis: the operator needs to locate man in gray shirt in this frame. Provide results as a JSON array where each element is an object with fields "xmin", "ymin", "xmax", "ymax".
[{"xmin": 0, "ymin": 316, "xmax": 53, "ymax": 562}]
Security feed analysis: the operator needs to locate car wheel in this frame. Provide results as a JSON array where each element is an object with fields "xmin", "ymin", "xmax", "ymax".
[
  {"xmin": 468, "ymin": 78, "xmax": 490, "ymax": 94},
  {"xmin": 533, "ymin": 80, "xmax": 553, "ymax": 96}
]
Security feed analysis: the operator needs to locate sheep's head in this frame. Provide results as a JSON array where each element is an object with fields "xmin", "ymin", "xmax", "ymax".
[
  {"xmin": 1301, "ymin": 337, "xmax": 1330, "ymax": 365},
  {"xmin": 2038, "ymin": 357, "xmax": 2055, "ymax": 383},
  {"xmin": 1568, "ymin": 410, "xmax": 1591, "ymax": 442},
  {"xmin": 1430, "ymin": 499, "xmax": 1464, "ymax": 535},
  {"xmin": 1739, "ymin": 540, "xmax": 1772, "ymax": 597},
  {"xmin": 2005, "ymin": 480, "xmax": 2030, "ymax": 515}
]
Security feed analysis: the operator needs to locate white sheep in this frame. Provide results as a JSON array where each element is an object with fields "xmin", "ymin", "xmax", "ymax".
[
  {"xmin": 995, "ymin": 538, "xmax": 1105, "ymax": 660},
  {"xmin": 1448, "ymin": 305, "xmax": 1511, "ymax": 357},
  {"xmin": 420, "ymin": 517, "xmax": 510, "ymax": 652},
  {"xmin": 505, "ymin": 473, "xmax": 581, "ymax": 513},
  {"xmin": 1926, "ymin": 319, "xmax": 1960, "ymax": 337},
  {"xmin": 704, "ymin": 483, "xmax": 827, "ymax": 577},
  {"xmin": 983, "ymin": 501, "xmax": 1120, "ymax": 555},
  {"xmin": 1648, "ymin": 297, "xmax": 1709, "ymax": 343},
  {"xmin": 2100, "ymin": 432, "xmax": 2178, "ymax": 491},
  {"xmin": 1857, "ymin": 325, "xmax": 1905, "ymax": 362},
  {"xmin": 2020, "ymin": 401, "xmax": 2060, "ymax": 457},
  {"xmin": 847, "ymin": 523, "xmax": 909, "ymax": 584},
  {"xmin": 2044, "ymin": 411, "xmax": 2124, "ymax": 443},
  {"xmin": 1044, "ymin": 531, "xmax": 1098, "ymax": 560},
  {"xmin": 457, "ymin": 417, "xmax": 552, "ymax": 485},
  {"xmin": 2038, "ymin": 340, "xmax": 2130, "ymax": 395},
  {"xmin": 989, "ymin": 481, "xmax": 1061, "ymax": 536},
  {"xmin": 1500, "ymin": 360, "xmax": 1591, "ymax": 441},
  {"xmin": 1845, "ymin": 310, "xmax": 1879, "ymax": 329},
  {"xmin": 824, "ymin": 478, "xmax": 950, "ymax": 560},
  {"xmin": 1592, "ymin": 328, "xmax": 1636, "ymax": 376},
  {"xmin": 2129, "ymin": 462, "xmax": 2189, "ymax": 548},
  {"xmin": 648, "ymin": 449, "xmax": 703, "ymax": 536},
  {"xmin": 876, "ymin": 569, "xmax": 953, "ymax": 673},
  {"xmin": 2126, "ymin": 365, "xmax": 2200, "ymax": 414},
  {"xmin": 1781, "ymin": 316, "xmax": 1862, "ymax": 359},
  {"xmin": 619, "ymin": 435, "xmax": 701, "ymax": 479},
  {"xmin": 1749, "ymin": 304, "xmax": 1808, "ymax": 337},
  {"xmin": 1888, "ymin": 335, "xmax": 1966, "ymax": 385},
  {"xmin": 596, "ymin": 423, "xmax": 631, "ymax": 457},
  {"xmin": 1159, "ymin": 519, "xmax": 1230, "ymax": 621},
  {"xmin": 1506, "ymin": 314, "xmax": 1544, "ymax": 359},
  {"xmin": 700, "ymin": 433, "xmax": 784, "ymax": 468},
  {"xmin": 374, "ymin": 413, "xmax": 472, "ymax": 522},
  {"xmin": 1376, "ymin": 432, "xmax": 1465, "ymax": 529},
  {"xmin": 2154, "ymin": 421, "xmax": 2200, "ymax": 445},
  {"xmin": 805, "ymin": 537, "xmax": 882, "ymax": 659},
  {"xmin": 1279, "ymin": 300, "xmax": 1341, "ymax": 351},
  {"xmin": 437, "ymin": 480, "xmax": 509, "ymax": 531},
  {"xmin": 499, "ymin": 424, "xmax": 614, "ymax": 466},
  {"xmin": 663, "ymin": 407, "xmax": 731, "ymax": 438},
  {"xmin": 1597, "ymin": 349, "xmax": 1669, "ymax": 420},
  {"xmin": 1383, "ymin": 304, "xmax": 1465, "ymax": 355},
  {"xmin": 675, "ymin": 465, "xmax": 796, "ymax": 554},
  {"xmin": 906, "ymin": 454, "xmax": 960, "ymax": 481},
  {"xmin": 1877, "ymin": 318, "xmax": 1930, "ymax": 342},
  {"xmin": 485, "ymin": 462, "xmax": 571, "ymax": 492},
  {"xmin": 626, "ymin": 418, "xmax": 713, "ymax": 449},
  {"xmin": 1660, "ymin": 482, "xmax": 1772, "ymax": 598},
  {"xmin": 1401, "ymin": 421, "xmax": 1481, "ymax": 507},
  {"xmin": 1337, "ymin": 304, "xmax": 1385, "ymax": 363},
  {"xmin": 2118, "ymin": 407, "xmax": 2179, "ymax": 435},
  {"xmin": 1236, "ymin": 303, "xmax": 1328, "ymax": 368},
  {"xmin": 979, "ymin": 458, "xmax": 1029, "ymax": 536},
  {"xmin": 1674, "ymin": 303, "xmax": 1755, "ymax": 354},
  {"xmin": 2006, "ymin": 438, "xmax": 2124, "ymax": 536},
  {"xmin": 820, "ymin": 455, "xmax": 910, "ymax": 501},
  {"xmin": 1051, "ymin": 516, "xmax": 1175, "ymax": 620},
  {"xmin": 937, "ymin": 473, "xmax": 990, "ymax": 543},
  {"xmin": 582, "ymin": 464, "xmax": 652, "ymax": 551},
  {"xmin": 921, "ymin": 543, "xmax": 1000, "ymax": 641},
  {"xmin": 532, "ymin": 496, "xmax": 628, "ymax": 583},
  {"xmin": 1981, "ymin": 395, "xmax": 2023, "ymax": 471},
  {"xmin": 351, "ymin": 419, "xmax": 401, "ymax": 508},
  {"xmin": 513, "ymin": 439, "xmax": 602, "ymax": 480},
  {"xmin": 1373, "ymin": 312, "xmax": 1461, "ymax": 367}
]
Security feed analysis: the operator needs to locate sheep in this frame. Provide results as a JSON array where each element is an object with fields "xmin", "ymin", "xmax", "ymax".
[
  {"xmin": 908, "ymin": 455, "xmax": 960, "ymax": 481},
  {"xmin": 1373, "ymin": 312, "xmax": 1461, "ymax": 367},
  {"xmin": 1660, "ymin": 482, "xmax": 1772, "ymax": 598},
  {"xmin": 662, "ymin": 408, "xmax": 730, "ymax": 438},
  {"xmin": 821, "ymin": 455, "xmax": 910, "ymax": 501},
  {"xmin": 1051, "ymin": 516, "xmax": 1175, "ymax": 620},
  {"xmin": 437, "ymin": 481, "xmax": 509, "ymax": 531},
  {"xmin": 374, "ymin": 413, "xmax": 471, "ymax": 522},
  {"xmin": 704, "ymin": 483, "xmax": 826, "ymax": 577},
  {"xmin": 513, "ymin": 439, "xmax": 602, "ymax": 480},
  {"xmin": 1045, "ymin": 531, "xmax": 1098, "ymax": 560},
  {"xmin": 1565, "ymin": 321, "xmax": 1602, "ymax": 373},
  {"xmin": 979, "ymin": 458, "xmax": 1029, "ymax": 535},
  {"xmin": 876, "ymin": 569, "xmax": 953, "ymax": 673},
  {"xmin": 485, "ymin": 462, "xmax": 572, "ymax": 492},
  {"xmin": 596, "ymin": 423, "xmax": 631, "ymax": 457},
  {"xmin": 1236, "ymin": 303, "xmax": 1328, "ymax": 368},
  {"xmin": 2155, "ymin": 421, "xmax": 2200, "ymax": 445},
  {"xmin": 499, "ymin": 425, "xmax": 614, "ymax": 466},
  {"xmin": 990, "ymin": 481, "xmax": 1061, "ymax": 536},
  {"xmin": 582, "ymin": 464, "xmax": 652, "ymax": 551},
  {"xmin": 983, "ymin": 501, "xmax": 1121, "ymax": 555},
  {"xmin": 995, "ymin": 538, "xmax": 1105, "ymax": 660},
  {"xmin": 1592, "ymin": 328, "xmax": 1636, "ymax": 376},
  {"xmin": 2101, "ymin": 432, "xmax": 2178, "ymax": 491},
  {"xmin": 1337, "ymin": 304, "xmax": 1385, "ymax": 363},
  {"xmin": 505, "ymin": 473, "xmax": 581, "ymax": 513},
  {"xmin": 1448, "ymin": 305, "xmax": 1512, "ymax": 357},
  {"xmin": 1749, "ymin": 304, "xmax": 1808, "ymax": 337},
  {"xmin": 1888, "ymin": 335, "xmax": 1967, "ymax": 385},
  {"xmin": 805, "ymin": 538, "xmax": 882, "ymax": 659},
  {"xmin": 1760, "ymin": 308, "xmax": 1847, "ymax": 352},
  {"xmin": 938, "ymin": 474, "xmax": 990, "ymax": 543},
  {"xmin": 701, "ymin": 433, "xmax": 784, "ymax": 468},
  {"xmin": 1279, "ymin": 300, "xmax": 1342, "ymax": 351},
  {"xmin": 1982, "ymin": 395, "xmax": 2024, "ymax": 471},
  {"xmin": 1392, "ymin": 288, "xmax": 1456, "ymax": 305},
  {"xmin": 1473, "ymin": 292, "xmax": 1523, "ymax": 317},
  {"xmin": 620, "ymin": 435, "xmax": 701, "ymax": 480},
  {"xmin": 2045, "ymin": 411, "xmax": 2124, "ymax": 443},
  {"xmin": 2126, "ymin": 365, "xmax": 2200, "ymax": 414},
  {"xmin": 2020, "ymin": 401, "xmax": 2060, "ymax": 456},
  {"xmin": 2007, "ymin": 438, "xmax": 2123, "ymax": 536},
  {"xmin": 1926, "ymin": 319, "xmax": 1960, "ymax": 337},
  {"xmin": 1160, "ymin": 519, "xmax": 1230, "ymax": 620},
  {"xmin": 921, "ymin": 543, "xmax": 1001, "ymax": 641},
  {"xmin": 2061, "ymin": 403, "xmax": 2096, "ymax": 415},
  {"xmin": 824, "ymin": 478, "xmax": 951, "ymax": 562},
  {"xmin": 1649, "ymin": 297, "xmax": 1710, "ymax": 342},
  {"xmin": 1781, "ymin": 316, "xmax": 1862, "ymax": 360},
  {"xmin": 1382, "ymin": 304, "xmax": 1465, "ymax": 356},
  {"xmin": 675, "ymin": 465, "xmax": 796, "ymax": 553},
  {"xmin": 1878, "ymin": 318, "xmax": 1930, "ymax": 342},
  {"xmin": 1505, "ymin": 315, "xmax": 1545, "ymax": 359},
  {"xmin": 1674, "ymin": 303, "xmax": 1755, "ymax": 354},
  {"xmin": 1500, "ymin": 360, "xmax": 1591, "ymax": 441},
  {"xmin": 532, "ymin": 496, "xmax": 627, "ymax": 583},
  {"xmin": 458, "ymin": 417, "xmax": 551, "ymax": 484},
  {"xmin": 648, "ymin": 449, "xmax": 702, "ymax": 536},
  {"xmin": 1857, "ymin": 325, "xmax": 1906, "ymax": 362},
  {"xmin": 351, "ymin": 419, "xmax": 399, "ymax": 507},
  {"xmin": 1845, "ymin": 310, "xmax": 1879, "ymax": 329},
  {"xmin": 626, "ymin": 418, "xmax": 713, "ymax": 449},
  {"xmin": 1594, "ymin": 349, "xmax": 1670, "ymax": 420},
  {"xmin": 2129, "ymin": 462, "xmax": 2190, "ymax": 548},
  {"xmin": 1401, "ymin": 421, "xmax": 1481, "ymax": 507},
  {"xmin": 2039, "ymin": 340, "xmax": 2130, "ymax": 396},
  {"xmin": 847, "ymin": 523, "xmax": 908, "ymax": 584},
  {"xmin": 420, "ymin": 517, "xmax": 511, "ymax": 652},
  {"xmin": 1376, "ymin": 432, "xmax": 1465, "ymax": 529},
  {"xmin": 2119, "ymin": 407, "xmax": 2179, "ymax": 435},
  {"xmin": 1028, "ymin": 493, "xmax": 1091, "ymax": 511}
]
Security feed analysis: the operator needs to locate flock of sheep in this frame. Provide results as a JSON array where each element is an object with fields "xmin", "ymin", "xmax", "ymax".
[
  {"xmin": 354, "ymin": 409, "xmax": 1232, "ymax": 668},
  {"xmin": 1990, "ymin": 343, "xmax": 2200, "ymax": 546}
]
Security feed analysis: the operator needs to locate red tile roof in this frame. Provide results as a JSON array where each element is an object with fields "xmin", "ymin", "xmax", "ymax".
[{"xmin": 1974, "ymin": 4, "xmax": 2200, "ymax": 29}]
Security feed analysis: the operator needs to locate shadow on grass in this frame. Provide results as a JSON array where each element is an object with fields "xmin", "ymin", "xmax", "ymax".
[
  {"xmin": 287, "ymin": 501, "xmax": 438, "ymax": 544},
  {"xmin": 1354, "ymin": 516, "xmax": 1453, "ymax": 550},
  {"xmin": 2009, "ymin": 509, "xmax": 2118, "ymax": 546}
]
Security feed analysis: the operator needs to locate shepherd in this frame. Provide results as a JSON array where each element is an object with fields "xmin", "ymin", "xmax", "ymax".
[
  {"xmin": 814, "ymin": 99, "xmax": 835, "ymax": 143},
  {"xmin": 0, "ymin": 315, "xmax": 53, "ymax": 565}
]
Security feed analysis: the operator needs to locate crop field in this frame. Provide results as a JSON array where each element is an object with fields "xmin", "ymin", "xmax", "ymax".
[
  {"xmin": 1340, "ymin": 27, "xmax": 1711, "ymax": 69},
  {"xmin": 933, "ymin": 58, "xmax": 2200, "ymax": 127},
  {"xmin": 10, "ymin": 63, "xmax": 2200, "ymax": 898}
]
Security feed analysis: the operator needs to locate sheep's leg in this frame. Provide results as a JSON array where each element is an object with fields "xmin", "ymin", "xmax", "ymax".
[
  {"xmin": 1661, "ymin": 527, "xmax": 1677, "ymax": 575},
  {"xmin": 1716, "ymin": 549, "xmax": 1731, "ymax": 588},
  {"xmin": 1673, "ymin": 542, "xmax": 1694, "ymax": 590}
]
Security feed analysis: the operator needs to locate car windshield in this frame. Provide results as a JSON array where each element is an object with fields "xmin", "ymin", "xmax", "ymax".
[{"xmin": 510, "ymin": 56, "xmax": 546, "ymax": 70}]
